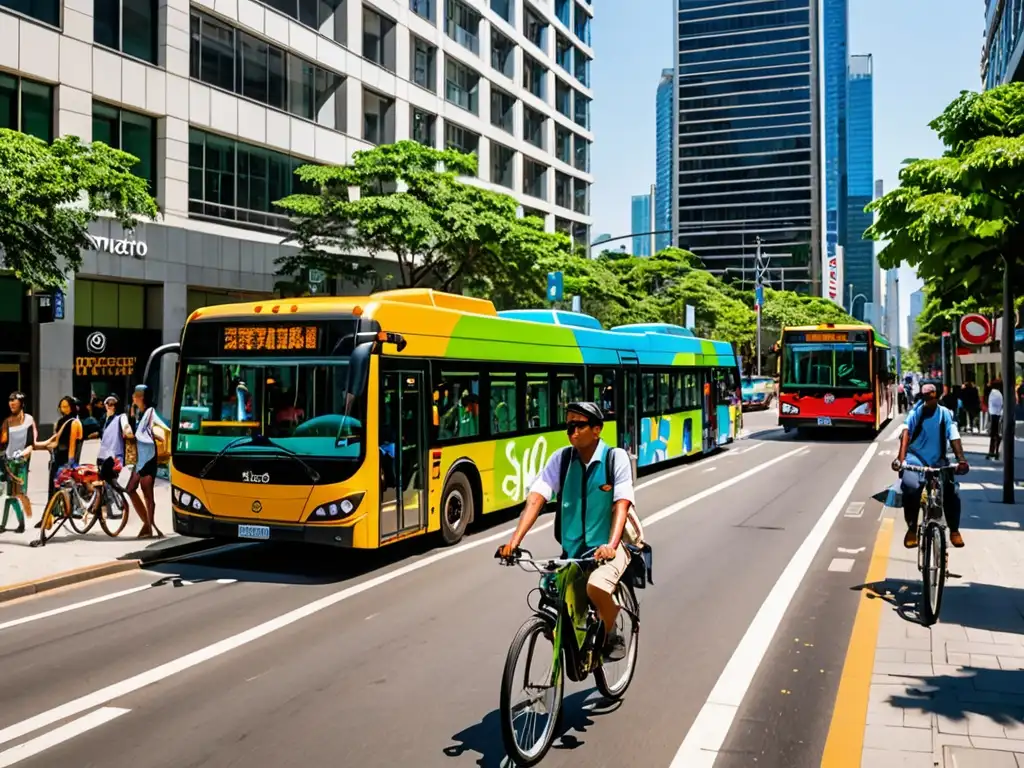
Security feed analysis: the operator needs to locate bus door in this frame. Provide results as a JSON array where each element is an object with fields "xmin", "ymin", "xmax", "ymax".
[
  {"xmin": 379, "ymin": 364, "xmax": 427, "ymax": 540},
  {"xmin": 617, "ymin": 353, "xmax": 640, "ymax": 475},
  {"xmin": 701, "ymin": 369, "xmax": 718, "ymax": 453}
]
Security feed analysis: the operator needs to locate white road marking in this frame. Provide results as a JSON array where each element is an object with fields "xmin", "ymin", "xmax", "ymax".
[
  {"xmin": 843, "ymin": 502, "xmax": 865, "ymax": 518},
  {"xmin": 703, "ymin": 467, "xmax": 718, "ymax": 473},
  {"xmin": 837, "ymin": 547, "xmax": 865, "ymax": 554},
  {"xmin": 0, "ymin": 585, "xmax": 154, "ymax": 633},
  {"xmin": 668, "ymin": 440, "xmax": 878, "ymax": 768},
  {"xmin": 827, "ymin": 558, "xmax": 855, "ymax": 573},
  {"xmin": 0, "ymin": 445, "xmax": 807, "ymax": 748},
  {"xmin": 0, "ymin": 708, "xmax": 130, "ymax": 767}
]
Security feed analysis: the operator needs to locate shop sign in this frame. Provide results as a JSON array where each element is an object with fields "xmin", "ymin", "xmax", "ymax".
[
  {"xmin": 86, "ymin": 234, "xmax": 148, "ymax": 258},
  {"xmin": 74, "ymin": 330, "xmax": 137, "ymax": 376}
]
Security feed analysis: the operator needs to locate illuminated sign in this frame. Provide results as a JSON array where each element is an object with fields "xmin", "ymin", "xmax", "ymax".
[
  {"xmin": 74, "ymin": 356, "xmax": 137, "ymax": 377},
  {"xmin": 222, "ymin": 326, "xmax": 320, "ymax": 352},
  {"xmin": 803, "ymin": 332, "xmax": 850, "ymax": 343}
]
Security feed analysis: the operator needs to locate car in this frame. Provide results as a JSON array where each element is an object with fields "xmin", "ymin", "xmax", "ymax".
[{"xmin": 741, "ymin": 375, "xmax": 777, "ymax": 411}]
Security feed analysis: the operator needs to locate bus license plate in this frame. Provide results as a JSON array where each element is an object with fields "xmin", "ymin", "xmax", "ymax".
[
  {"xmin": 817, "ymin": 417, "xmax": 832, "ymax": 426},
  {"xmin": 238, "ymin": 524, "xmax": 270, "ymax": 540}
]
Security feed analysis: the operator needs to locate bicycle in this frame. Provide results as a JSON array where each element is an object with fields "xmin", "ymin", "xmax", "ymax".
[
  {"xmin": 495, "ymin": 546, "xmax": 650, "ymax": 766},
  {"xmin": 902, "ymin": 462, "xmax": 956, "ymax": 626},
  {"xmin": 32, "ymin": 461, "xmax": 130, "ymax": 547}
]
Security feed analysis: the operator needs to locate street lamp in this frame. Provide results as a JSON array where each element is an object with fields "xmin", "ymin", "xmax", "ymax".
[{"xmin": 849, "ymin": 292, "xmax": 868, "ymax": 318}]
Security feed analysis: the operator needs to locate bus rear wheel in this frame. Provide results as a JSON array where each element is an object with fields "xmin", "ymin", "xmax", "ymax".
[{"xmin": 440, "ymin": 471, "xmax": 474, "ymax": 545}]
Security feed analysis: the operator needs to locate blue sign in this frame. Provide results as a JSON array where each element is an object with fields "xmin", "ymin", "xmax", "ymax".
[
  {"xmin": 547, "ymin": 271, "xmax": 564, "ymax": 302},
  {"xmin": 754, "ymin": 285, "xmax": 764, "ymax": 310},
  {"xmin": 53, "ymin": 288, "xmax": 65, "ymax": 320}
]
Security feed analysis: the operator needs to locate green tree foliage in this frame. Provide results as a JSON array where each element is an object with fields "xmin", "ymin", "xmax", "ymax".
[
  {"xmin": 900, "ymin": 346, "xmax": 922, "ymax": 374},
  {"xmin": 273, "ymin": 141, "xmax": 572, "ymax": 291},
  {"xmin": 0, "ymin": 129, "xmax": 159, "ymax": 288}
]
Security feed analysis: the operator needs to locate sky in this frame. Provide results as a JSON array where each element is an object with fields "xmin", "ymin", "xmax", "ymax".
[{"xmin": 589, "ymin": 0, "xmax": 985, "ymax": 345}]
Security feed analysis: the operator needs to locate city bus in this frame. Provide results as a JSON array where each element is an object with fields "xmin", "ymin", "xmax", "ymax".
[
  {"xmin": 777, "ymin": 323, "xmax": 895, "ymax": 432},
  {"xmin": 144, "ymin": 289, "xmax": 741, "ymax": 550}
]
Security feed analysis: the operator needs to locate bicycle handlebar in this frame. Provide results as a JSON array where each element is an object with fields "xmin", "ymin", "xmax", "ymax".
[
  {"xmin": 900, "ymin": 463, "xmax": 957, "ymax": 474},
  {"xmin": 495, "ymin": 546, "xmax": 601, "ymax": 572}
]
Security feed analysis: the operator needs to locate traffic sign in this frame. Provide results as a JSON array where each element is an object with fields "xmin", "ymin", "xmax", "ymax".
[
  {"xmin": 958, "ymin": 313, "xmax": 992, "ymax": 345},
  {"xmin": 547, "ymin": 272, "xmax": 563, "ymax": 302}
]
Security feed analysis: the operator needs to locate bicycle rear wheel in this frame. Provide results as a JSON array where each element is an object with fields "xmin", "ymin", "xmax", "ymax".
[
  {"xmin": 595, "ymin": 581, "xmax": 640, "ymax": 700},
  {"xmin": 920, "ymin": 522, "xmax": 946, "ymax": 626},
  {"xmin": 499, "ymin": 616, "xmax": 564, "ymax": 767},
  {"xmin": 68, "ymin": 487, "xmax": 99, "ymax": 535},
  {"xmin": 36, "ymin": 492, "xmax": 70, "ymax": 546},
  {"xmin": 98, "ymin": 485, "xmax": 130, "ymax": 537}
]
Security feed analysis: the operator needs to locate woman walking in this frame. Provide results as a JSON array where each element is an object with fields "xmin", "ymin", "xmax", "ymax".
[
  {"xmin": 988, "ymin": 378, "xmax": 1004, "ymax": 460},
  {"xmin": 0, "ymin": 392, "xmax": 36, "ymax": 533},
  {"xmin": 130, "ymin": 385, "xmax": 164, "ymax": 539},
  {"xmin": 96, "ymin": 395, "xmax": 148, "ymax": 533}
]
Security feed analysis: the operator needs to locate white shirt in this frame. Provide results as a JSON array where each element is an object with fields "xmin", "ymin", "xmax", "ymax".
[
  {"xmin": 529, "ymin": 441, "xmax": 636, "ymax": 506},
  {"xmin": 989, "ymin": 388, "xmax": 1004, "ymax": 417}
]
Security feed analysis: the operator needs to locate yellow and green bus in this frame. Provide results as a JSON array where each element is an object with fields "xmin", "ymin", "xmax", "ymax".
[{"xmin": 144, "ymin": 289, "xmax": 741, "ymax": 549}]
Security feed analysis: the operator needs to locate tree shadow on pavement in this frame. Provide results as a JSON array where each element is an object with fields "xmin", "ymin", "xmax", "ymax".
[
  {"xmin": 885, "ymin": 667, "xmax": 1024, "ymax": 729},
  {"xmin": 443, "ymin": 688, "xmax": 620, "ymax": 767}
]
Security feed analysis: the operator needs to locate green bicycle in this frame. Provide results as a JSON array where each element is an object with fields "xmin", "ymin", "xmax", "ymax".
[{"xmin": 496, "ymin": 545, "xmax": 650, "ymax": 765}]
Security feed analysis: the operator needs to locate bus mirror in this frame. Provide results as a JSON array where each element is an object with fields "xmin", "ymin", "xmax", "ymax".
[
  {"xmin": 346, "ymin": 342, "xmax": 374, "ymax": 397},
  {"xmin": 377, "ymin": 331, "xmax": 407, "ymax": 352}
]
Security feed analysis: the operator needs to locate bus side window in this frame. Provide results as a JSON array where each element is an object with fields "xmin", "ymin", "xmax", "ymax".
[
  {"xmin": 489, "ymin": 372, "xmax": 518, "ymax": 435},
  {"xmin": 437, "ymin": 371, "xmax": 480, "ymax": 440},
  {"xmin": 641, "ymin": 372, "xmax": 657, "ymax": 414},
  {"xmin": 525, "ymin": 373, "xmax": 549, "ymax": 429},
  {"xmin": 555, "ymin": 371, "xmax": 583, "ymax": 423},
  {"xmin": 670, "ymin": 371, "xmax": 684, "ymax": 410},
  {"xmin": 590, "ymin": 369, "xmax": 616, "ymax": 419}
]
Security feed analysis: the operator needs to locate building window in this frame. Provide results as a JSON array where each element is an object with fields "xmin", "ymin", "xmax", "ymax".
[
  {"xmin": 411, "ymin": 108, "xmax": 436, "ymax": 147},
  {"xmin": 445, "ymin": 0, "xmax": 480, "ymax": 54},
  {"xmin": 188, "ymin": 128, "xmax": 314, "ymax": 231},
  {"xmin": 572, "ymin": 2, "xmax": 590, "ymax": 45},
  {"xmin": 523, "ymin": 54, "xmax": 546, "ymax": 100},
  {"xmin": 555, "ymin": 34, "xmax": 572, "ymax": 71},
  {"xmin": 523, "ymin": 158, "xmax": 547, "ymax": 200},
  {"xmin": 0, "ymin": 0, "xmax": 58, "ymax": 26},
  {"xmin": 74, "ymin": 279, "xmax": 151, "ymax": 329},
  {"xmin": 555, "ymin": 79, "xmax": 571, "ymax": 118},
  {"xmin": 490, "ymin": 0, "xmax": 512, "ymax": 25},
  {"xmin": 523, "ymin": 106, "xmax": 545, "ymax": 150},
  {"xmin": 445, "ymin": 59, "xmax": 480, "ymax": 114},
  {"xmin": 490, "ymin": 142, "xmax": 514, "ymax": 189},
  {"xmin": 190, "ymin": 13, "xmax": 346, "ymax": 130},
  {"xmin": 573, "ymin": 179, "xmax": 588, "ymax": 214},
  {"xmin": 363, "ymin": 7, "xmax": 396, "ymax": 72},
  {"xmin": 263, "ymin": 0, "xmax": 347, "ymax": 43},
  {"xmin": 362, "ymin": 88, "xmax": 394, "ymax": 145},
  {"xmin": 522, "ymin": 3, "xmax": 546, "ymax": 50},
  {"xmin": 555, "ymin": 126, "xmax": 571, "ymax": 164},
  {"xmin": 555, "ymin": 171, "xmax": 570, "ymax": 209},
  {"xmin": 409, "ymin": 0, "xmax": 432, "ymax": 21},
  {"xmin": 573, "ymin": 50, "xmax": 590, "ymax": 87},
  {"xmin": 444, "ymin": 122, "xmax": 479, "ymax": 156},
  {"xmin": 490, "ymin": 87, "xmax": 515, "ymax": 133},
  {"xmin": 574, "ymin": 134, "xmax": 589, "ymax": 171},
  {"xmin": 573, "ymin": 92, "xmax": 589, "ymax": 129},
  {"xmin": 92, "ymin": 102, "xmax": 157, "ymax": 196},
  {"xmin": 554, "ymin": 0, "xmax": 569, "ymax": 26},
  {"xmin": 491, "ymin": 28, "xmax": 515, "ymax": 79},
  {"xmin": 0, "ymin": 74, "xmax": 54, "ymax": 142},
  {"xmin": 411, "ymin": 37, "xmax": 436, "ymax": 91},
  {"xmin": 94, "ymin": 0, "xmax": 157, "ymax": 63}
]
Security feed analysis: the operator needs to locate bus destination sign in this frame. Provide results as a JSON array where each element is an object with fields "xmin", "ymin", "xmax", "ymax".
[
  {"xmin": 803, "ymin": 332, "xmax": 849, "ymax": 343},
  {"xmin": 222, "ymin": 325, "xmax": 320, "ymax": 352}
]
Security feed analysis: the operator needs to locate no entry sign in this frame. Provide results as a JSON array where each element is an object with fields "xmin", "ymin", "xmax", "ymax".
[{"xmin": 958, "ymin": 314, "xmax": 992, "ymax": 345}]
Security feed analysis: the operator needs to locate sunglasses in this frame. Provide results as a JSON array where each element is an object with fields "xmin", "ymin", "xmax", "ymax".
[{"xmin": 565, "ymin": 421, "xmax": 594, "ymax": 434}]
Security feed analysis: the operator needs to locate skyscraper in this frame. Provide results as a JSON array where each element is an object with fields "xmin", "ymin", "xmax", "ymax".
[
  {"xmin": 909, "ymin": 290, "xmax": 926, "ymax": 345},
  {"xmin": 631, "ymin": 194, "xmax": 653, "ymax": 256},
  {"xmin": 846, "ymin": 54, "xmax": 875, "ymax": 321},
  {"xmin": 824, "ymin": 0, "xmax": 849, "ymax": 265},
  {"xmin": 655, "ymin": 69, "xmax": 674, "ymax": 253},
  {"xmin": 675, "ymin": 0, "xmax": 821, "ymax": 293},
  {"xmin": 982, "ymin": 0, "xmax": 1024, "ymax": 88}
]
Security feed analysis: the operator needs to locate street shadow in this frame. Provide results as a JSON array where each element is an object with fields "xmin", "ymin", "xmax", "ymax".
[
  {"xmin": 443, "ymin": 688, "xmax": 621, "ymax": 767},
  {"xmin": 757, "ymin": 428, "xmax": 877, "ymax": 445},
  {"xmin": 886, "ymin": 667, "xmax": 1024, "ymax": 727}
]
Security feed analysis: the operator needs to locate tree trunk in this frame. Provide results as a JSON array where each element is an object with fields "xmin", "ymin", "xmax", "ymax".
[{"xmin": 1003, "ymin": 255, "xmax": 1015, "ymax": 504}]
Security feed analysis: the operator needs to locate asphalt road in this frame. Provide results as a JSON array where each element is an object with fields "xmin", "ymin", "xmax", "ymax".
[{"xmin": 0, "ymin": 408, "xmax": 907, "ymax": 768}]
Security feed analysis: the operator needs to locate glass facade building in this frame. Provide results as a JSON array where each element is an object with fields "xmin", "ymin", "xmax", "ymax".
[
  {"xmin": 982, "ymin": 0, "xmax": 1024, "ymax": 89},
  {"xmin": 631, "ymin": 193, "xmax": 653, "ymax": 256},
  {"xmin": 845, "ymin": 54, "xmax": 874, "ymax": 321},
  {"xmin": 674, "ymin": 0, "xmax": 821, "ymax": 293},
  {"xmin": 823, "ymin": 0, "xmax": 847, "ymax": 263},
  {"xmin": 655, "ymin": 68, "xmax": 674, "ymax": 253}
]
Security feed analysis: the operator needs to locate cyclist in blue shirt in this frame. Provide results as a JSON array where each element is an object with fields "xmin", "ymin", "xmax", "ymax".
[{"xmin": 893, "ymin": 383, "xmax": 970, "ymax": 548}]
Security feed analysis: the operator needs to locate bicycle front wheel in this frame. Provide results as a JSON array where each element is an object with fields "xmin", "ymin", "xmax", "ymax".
[
  {"xmin": 499, "ymin": 616, "xmax": 564, "ymax": 767},
  {"xmin": 98, "ymin": 485, "xmax": 130, "ymax": 537},
  {"xmin": 36, "ymin": 492, "xmax": 70, "ymax": 546},
  {"xmin": 920, "ymin": 522, "xmax": 947, "ymax": 626}
]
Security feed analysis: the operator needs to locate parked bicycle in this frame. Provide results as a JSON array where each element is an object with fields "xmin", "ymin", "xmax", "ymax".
[
  {"xmin": 902, "ymin": 462, "xmax": 955, "ymax": 626},
  {"xmin": 495, "ymin": 545, "xmax": 650, "ymax": 766},
  {"xmin": 32, "ymin": 460, "xmax": 130, "ymax": 546}
]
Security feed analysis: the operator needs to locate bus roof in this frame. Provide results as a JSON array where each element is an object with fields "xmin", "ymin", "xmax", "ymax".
[
  {"xmin": 782, "ymin": 323, "xmax": 890, "ymax": 349},
  {"xmin": 187, "ymin": 288, "xmax": 738, "ymax": 369}
]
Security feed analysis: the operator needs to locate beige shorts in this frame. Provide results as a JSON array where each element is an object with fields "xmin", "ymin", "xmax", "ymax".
[{"xmin": 587, "ymin": 544, "xmax": 631, "ymax": 595}]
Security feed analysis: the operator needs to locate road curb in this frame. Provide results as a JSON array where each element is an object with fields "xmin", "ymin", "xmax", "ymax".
[{"xmin": 0, "ymin": 537, "xmax": 224, "ymax": 604}]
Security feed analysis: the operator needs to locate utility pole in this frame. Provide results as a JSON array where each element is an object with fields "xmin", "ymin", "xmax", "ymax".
[{"xmin": 754, "ymin": 237, "xmax": 769, "ymax": 375}]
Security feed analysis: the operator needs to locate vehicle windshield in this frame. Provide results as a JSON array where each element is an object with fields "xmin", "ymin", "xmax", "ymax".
[
  {"xmin": 174, "ymin": 360, "xmax": 364, "ymax": 458},
  {"xmin": 783, "ymin": 342, "xmax": 871, "ymax": 390},
  {"xmin": 742, "ymin": 376, "xmax": 773, "ymax": 390}
]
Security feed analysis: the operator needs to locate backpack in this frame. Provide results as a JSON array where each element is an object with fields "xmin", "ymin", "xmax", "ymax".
[
  {"xmin": 909, "ymin": 406, "xmax": 950, "ymax": 460},
  {"xmin": 553, "ymin": 445, "xmax": 645, "ymax": 548}
]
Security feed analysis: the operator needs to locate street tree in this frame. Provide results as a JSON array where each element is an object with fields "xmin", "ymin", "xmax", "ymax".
[{"xmin": 0, "ymin": 130, "xmax": 159, "ymax": 288}]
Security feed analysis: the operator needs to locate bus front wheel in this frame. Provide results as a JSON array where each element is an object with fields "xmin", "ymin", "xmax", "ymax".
[{"xmin": 440, "ymin": 471, "xmax": 474, "ymax": 545}]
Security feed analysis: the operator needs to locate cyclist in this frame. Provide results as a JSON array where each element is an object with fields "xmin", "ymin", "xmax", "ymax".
[
  {"xmin": 498, "ymin": 402, "xmax": 635, "ymax": 661},
  {"xmin": 892, "ymin": 383, "xmax": 969, "ymax": 549}
]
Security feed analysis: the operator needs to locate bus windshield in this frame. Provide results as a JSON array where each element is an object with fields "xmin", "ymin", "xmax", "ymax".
[
  {"xmin": 783, "ymin": 342, "xmax": 871, "ymax": 390},
  {"xmin": 174, "ymin": 360, "xmax": 364, "ymax": 458}
]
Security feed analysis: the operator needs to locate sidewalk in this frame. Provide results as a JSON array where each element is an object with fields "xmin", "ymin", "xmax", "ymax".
[
  {"xmin": 857, "ymin": 430, "xmax": 1024, "ymax": 767},
  {"xmin": 0, "ymin": 441, "xmax": 207, "ymax": 596}
]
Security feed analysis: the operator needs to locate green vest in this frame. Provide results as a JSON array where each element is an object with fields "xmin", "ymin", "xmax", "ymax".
[{"xmin": 560, "ymin": 441, "xmax": 615, "ymax": 558}]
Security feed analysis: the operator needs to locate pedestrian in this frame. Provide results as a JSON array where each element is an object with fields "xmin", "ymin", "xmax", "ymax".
[
  {"xmin": 96, "ymin": 395, "xmax": 148, "ymax": 532},
  {"xmin": 987, "ymin": 378, "xmax": 1004, "ymax": 460},
  {"xmin": 130, "ymin": 385, "xmax": 165, "ymax": 539},
  {"xmin": 961, "ymin": 380, "xmax": 981, "ymax": 433},
  {"xmin": 0, "ymin": 392, "xmax": 36, "ymax": 533},
  {"xmin": 33, "ymin": 395, "xmax": 83, "ymax": 502}
]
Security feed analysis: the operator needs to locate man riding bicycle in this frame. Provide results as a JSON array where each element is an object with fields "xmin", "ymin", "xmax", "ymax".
[
  {"xmin": 893, "ymin": 383, "xmax": 970, "ymax": 549},
  {"xmin": 498, "ymin": 402, "xmax": 635, "ymax": 661}
]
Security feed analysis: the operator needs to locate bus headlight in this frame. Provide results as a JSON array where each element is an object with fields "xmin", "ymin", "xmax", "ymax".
[
  {"xmin": 850, "ymin": 402, "xmax": 872, "ymax": 416},
  {"xmin": 781, "ymin": 402, "xmax": 800, "ymax": 415},
  {"xmin": 172, "ymin": 486, "xmax": 212, "ymax": 515},
  {"xmin": 308, "ymin": 492, "xmax": 365, "ymax": 522}
]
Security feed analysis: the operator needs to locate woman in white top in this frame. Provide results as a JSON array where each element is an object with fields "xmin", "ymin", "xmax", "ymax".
[
  {"xmin": 97, "ymin": 395, "xmax": 148, "ymax": 531},
  {"xmin": 0, "ymin": 392, "xmax": 36, "ymax": 533},
  {"xmin": 988, "ymin": 379, "xmax": 1005, "ymax": 460}
]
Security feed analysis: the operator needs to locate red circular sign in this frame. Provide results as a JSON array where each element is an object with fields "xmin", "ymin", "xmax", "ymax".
[{"xmin": 959, "ymin": 314, "xmax": 992, "ymax": 345}]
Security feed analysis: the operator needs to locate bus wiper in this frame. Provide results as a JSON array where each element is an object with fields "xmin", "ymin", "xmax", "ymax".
[{"xmin": 197, "ymin": 434, "xmax": 321, "ymax": 483}]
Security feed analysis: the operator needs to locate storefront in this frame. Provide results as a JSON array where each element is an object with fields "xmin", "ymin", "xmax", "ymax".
[{"xmin": 72, "ymin": 326, "xmax": 163, "ymax": 413}]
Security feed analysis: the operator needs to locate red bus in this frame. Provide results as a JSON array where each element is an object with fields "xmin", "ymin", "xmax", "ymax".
[{"xmin": 778, "ymin": 324, "xmax": 896, "ymax": 432}]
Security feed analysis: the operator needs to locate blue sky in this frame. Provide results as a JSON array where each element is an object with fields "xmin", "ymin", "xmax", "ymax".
[{"xmin": 590, "ymin": 0, "xmax": 984, "ymax": 344}]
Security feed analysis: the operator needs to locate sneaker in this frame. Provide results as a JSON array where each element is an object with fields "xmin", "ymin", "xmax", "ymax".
[
  {"xmin": 904, "ymin": 528, "xmax": 918, "ymax": 548},
  {"xmin": 603, "ymin": 632, "xmax": 627, "ymax": 662},
  {"xmin": 950, "ymin": 531, "xmax": 965, "ymax": 548}
]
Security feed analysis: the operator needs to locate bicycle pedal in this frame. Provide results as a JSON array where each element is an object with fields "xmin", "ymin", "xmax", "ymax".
[{"xmin": 947, "ymin": 572, "xmax": 962, "ymax": 579}]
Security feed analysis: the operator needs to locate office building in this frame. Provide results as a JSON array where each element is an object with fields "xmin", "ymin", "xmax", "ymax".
[
  {"xmin": 631, "ymin": 192, "xmax": 653, "ymax": 256},
  {"xmin": 675, "ymin": 0, "xmax": 821, "ymax": 293},
  {"xmin": 655, "ymin": 67, "xmax": 673, "ymax": 252},
  {"xmin": 1, "ymin": 0, "xmax": 595, "ymax": 418},
  {"xmin": 982, "ymin": 0, "xmax": 1024, "ymax": 88},
  {"xmin": 909, "ymin": 289, "xmax": 926, "ymax": 346},
  {"xmin": 823, "ymin": 0, "xmax": 848, "ymax": 264},
  {"xmin": 845, "ymin": 54, "xmax": 874, "ymax": 321}
]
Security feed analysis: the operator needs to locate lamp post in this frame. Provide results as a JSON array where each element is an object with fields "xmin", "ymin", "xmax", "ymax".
[{"xmin": 849, "ymin": 292, "xmax": 868, "ymax": 319}]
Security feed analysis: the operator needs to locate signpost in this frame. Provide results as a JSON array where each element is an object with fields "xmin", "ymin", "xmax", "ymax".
[
  {"xmin": 547, "ymin": 271, "xmax": 563, "ymax": 302},
  {"xmin": 958, "ymin": 313, "xmax": 993, "ymax": 346},
  {"xmin": 754, "ymin": 237, "xmax": 767, "ymax": 375}
]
